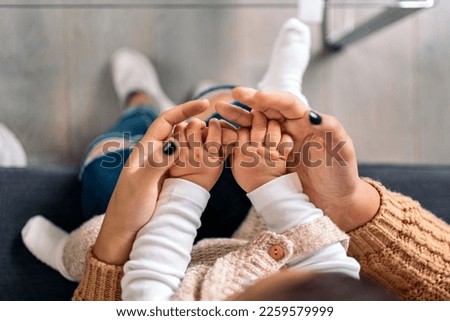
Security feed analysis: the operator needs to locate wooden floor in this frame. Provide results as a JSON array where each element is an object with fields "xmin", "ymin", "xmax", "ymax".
[{"xmin": 0, "ymin": 1, "xmax": 449, "ymax": 166}]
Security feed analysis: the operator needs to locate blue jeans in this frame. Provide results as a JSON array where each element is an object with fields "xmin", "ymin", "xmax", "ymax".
[
  {"xmin": 80, "ymin": 99, "xmax": 251, "ymax": 241},
  {"xmin": 80, "ymin": 105, "xmax": 159, "ymax": 218}
]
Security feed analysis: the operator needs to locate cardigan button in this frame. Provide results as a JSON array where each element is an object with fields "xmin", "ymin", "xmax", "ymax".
[{"xmin": 268, "ymin": 245, "xmax": 284, "ymax": 261}]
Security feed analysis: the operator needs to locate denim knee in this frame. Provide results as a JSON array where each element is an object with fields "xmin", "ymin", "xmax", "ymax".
[{"xmin": 80, "ymin": 148, "xmax": 132, "ymax": 220}]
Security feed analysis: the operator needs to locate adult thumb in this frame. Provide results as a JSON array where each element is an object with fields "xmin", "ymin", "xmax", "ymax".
[
  {"xmin": 144, "ymin": 138, "xmax": 179, "ymax": 174},
  {"xmin": 122, "ymin": 138, "xmax": 179, "ymax": 179}
]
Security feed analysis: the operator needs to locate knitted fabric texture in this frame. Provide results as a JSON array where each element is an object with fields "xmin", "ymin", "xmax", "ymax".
[
  {"xmin": 71, "ymin": 179, "xmax": 450, "ymax": 301},
  {"xmin": 70, "ymin": 216, "xmax": 347, "ymax": 301},
  {"xmin": 171, "ymin": 233, "xmax": 291, "ymax": 301},
  {"xmin": 348, "ymin": 179, "xmax": 450, "ymax": 300},
  {"xmin": 63, "ymin": 215, "xmax": 103, "ymax": 281},
  {"xmin": 72, "ymin": 248, "xmax": 123, "ymax": 301}
]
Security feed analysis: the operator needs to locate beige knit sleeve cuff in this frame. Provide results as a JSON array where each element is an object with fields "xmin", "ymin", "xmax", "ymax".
[
  {"xmin": 283, "ymin": 216, "xmax": 350, "ymax": 258},
  {"xmin": 72, "ymin": 246, "xmax": 124, "ymax": 301}
]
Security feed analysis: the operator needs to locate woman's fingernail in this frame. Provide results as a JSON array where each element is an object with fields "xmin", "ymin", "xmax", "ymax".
[
  {"xmin": 309, "ymin": 111, "xmax": 322, "ymax": 125},
  {"xmin": 163, "ymin": 141, "xmax": 177, "ymax": 155}
]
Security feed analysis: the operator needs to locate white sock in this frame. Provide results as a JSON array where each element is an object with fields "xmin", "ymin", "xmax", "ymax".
[
  {"xmin": 258, "ymin": 18, "xmax": 311, "ymax": 104},
  {"xmin": 21, "ymin": 216, "xmax": 75, "ymax": 281}
]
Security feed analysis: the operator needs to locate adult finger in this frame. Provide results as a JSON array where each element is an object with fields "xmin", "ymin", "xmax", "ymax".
[
  {"xmin": 233, "ymin": 88, "xmax": 284, "ymax": 120},
  {"xmin": 218, "ymin": 119, "xmax": 237, "ymax": 131},
  {"xmin": 143, "ymin": 99, "xmax": 209, "ymax": 142},
  {"xmin": 125, "ymin": 138, "xmax": 180, "ymax": 175},
  {"xmin": 231, "ymin": 87, "xmax": 257, "ymax": 106},
  {"xmin": 233, "ymin": 87, "xmax": 286, "ymax": 120},
  {"xmin": 233, "ymin": 87, "xmax": 309, "ymax": 120},
  {"xmin": 215, "ymin": 101, "xmax": 253, "ymax": 128},
  {"xmin": 149, "ymin": 139, "xmax": 180, "ymax": 171},
  {"xmin": 253, "ymin": 91, "xmax": 310, "ymax": 120}
]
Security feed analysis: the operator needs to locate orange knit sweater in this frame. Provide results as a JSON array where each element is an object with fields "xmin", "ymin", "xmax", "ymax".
[
  {"xmin": 72, "ymin": 180, "xmax": 450, "ymax": 301},
  {"xmin": 348, "ymin": 180, "xmax": 450, "ymax": 300}
]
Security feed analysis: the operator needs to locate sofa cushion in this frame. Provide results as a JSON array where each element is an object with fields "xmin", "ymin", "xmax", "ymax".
[
  {"xmin": 0, "ymin": 166, "xmax": 83, "ymax": 300},
  {"xmin": 359, "ymin": 164, "xmax": 450, "ymax": 223}
]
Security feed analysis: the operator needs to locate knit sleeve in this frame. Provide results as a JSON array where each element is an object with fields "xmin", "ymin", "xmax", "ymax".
[
  {"xmin": 348, "ymin": 178, "xmax": 450, "ymax": 300},
  {"xmin": 72, "ymin": 246, "xmax": 124, "ymax": 301}
]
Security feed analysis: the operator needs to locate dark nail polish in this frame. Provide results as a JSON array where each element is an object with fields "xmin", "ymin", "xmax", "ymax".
[
  {"xmin": 309, "ymin": 111, "xmax": 322, "ymax": 125},
  {"xmin": 163, "ymin": 141, "xmax": 177, "ymax": 155}
]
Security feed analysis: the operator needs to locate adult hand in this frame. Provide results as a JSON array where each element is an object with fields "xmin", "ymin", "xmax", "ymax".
[
  {"xmin": 94, "ymin": 99, "xmax": 209, "ymax": 265},
  {"xmin": 216, "ymin": 88, "xmax": 380, "ymax": 232}
]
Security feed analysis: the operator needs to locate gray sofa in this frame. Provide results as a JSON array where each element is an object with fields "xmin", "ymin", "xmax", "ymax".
[{"xmin": 1, "ymin": 164, "xmax": 449, "ymax": 300}]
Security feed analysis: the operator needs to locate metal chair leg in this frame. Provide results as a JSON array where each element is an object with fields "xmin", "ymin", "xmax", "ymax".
[{"xmin": 322, "ymin": 0, "xmax": 435, "ymax": 51}]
